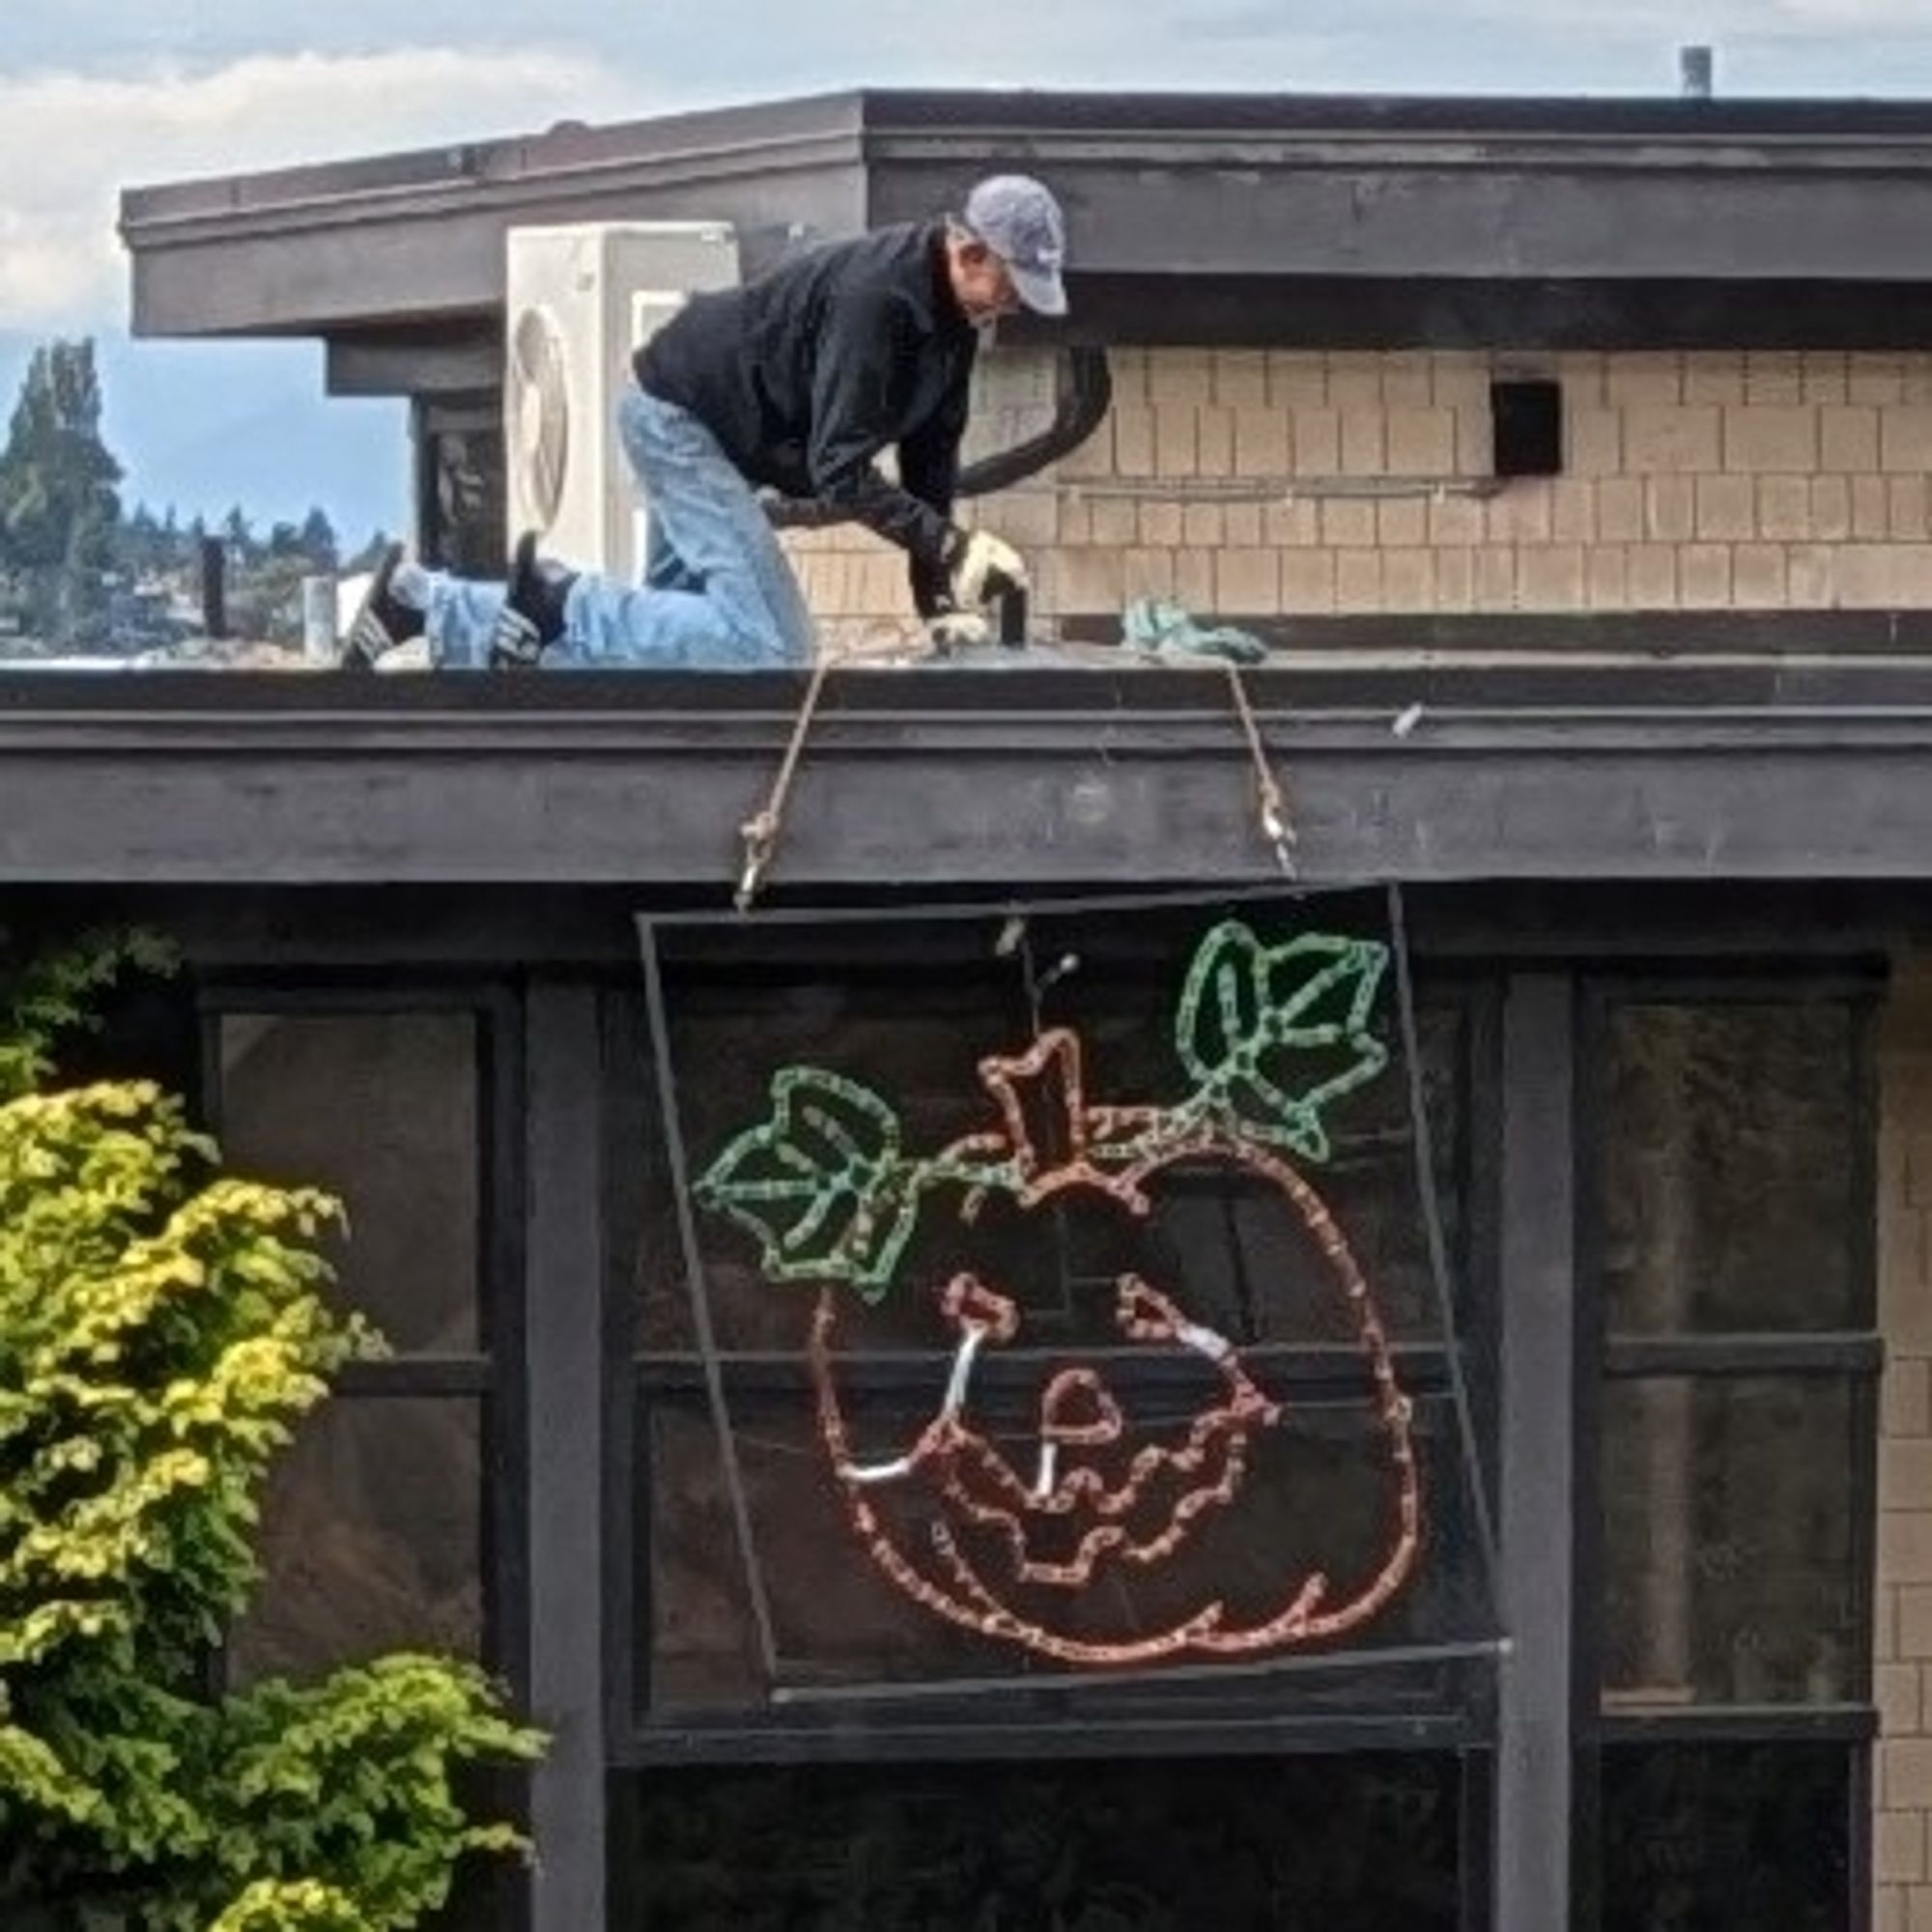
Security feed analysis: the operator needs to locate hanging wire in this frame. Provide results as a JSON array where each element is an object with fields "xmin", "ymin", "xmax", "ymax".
[
  {"xmin": 638, "ymin": 921, "xmax": 782, "ymax": 1689},
  {"xmin": 769, "ymin": 1634, "xmax": 1508, "ymax": 1708},
  {"xmin": 648, "ymin": 878, "xmax": 1322, "ymax": 933},
  {"xmin": 1387, "ymin": 880, "xmax": 1502, "ymax": 1612}
]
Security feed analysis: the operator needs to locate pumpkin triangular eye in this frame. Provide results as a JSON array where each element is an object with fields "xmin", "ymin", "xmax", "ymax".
[
  {"xmin": 1117, "ymin": 1274, "xmax": 1188, "ymax": 1342},
  {"xmin": 942, "ymin": 1272, "xmax": 1019, "ymax": 1341},
  {"xmin": 1038, "ymin": 1368, "xmax": 1124, "ymax": 1447}
]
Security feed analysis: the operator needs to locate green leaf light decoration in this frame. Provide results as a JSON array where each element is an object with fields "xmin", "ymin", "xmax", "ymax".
[{"xmin": 1172, "ymin": 923, "xmax": 1389, "ymax": 1162}]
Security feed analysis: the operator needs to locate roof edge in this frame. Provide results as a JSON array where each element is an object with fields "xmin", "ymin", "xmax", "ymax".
[
  {"xmin": 120, "ymin": 88, "xmax": 869, "ymax": 233},
  {"xmin": 123, "ymin": 86, "xmax": 1932, "ymax": 236}
]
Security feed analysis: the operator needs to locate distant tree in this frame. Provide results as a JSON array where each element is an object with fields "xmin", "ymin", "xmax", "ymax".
[
  {"xmin": 343, "ymin": 529, "xmax": 394, "ymax": 575},
  {"xmin": 118, "ymin": 502, "xmax": 164, "ymax": 578},
  {"xmin": 221, "ymin": 506, "xmax": 254, "ymax": 561},
  {"xmin": 0, "ymin": 340, "xmax": 124, "ymax": 642},
  {"xmin": 298, "ymin": 507, "xmax": 338, "ymax": 572}
]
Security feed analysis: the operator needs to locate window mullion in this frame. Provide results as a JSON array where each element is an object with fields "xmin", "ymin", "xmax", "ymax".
[{"xmin": 1604, "ymin": 1332, "xmax": 1883, "ymax": 1378}]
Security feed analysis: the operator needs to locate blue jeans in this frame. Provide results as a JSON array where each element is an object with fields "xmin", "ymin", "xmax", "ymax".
[{"xmin": 403, "ymin": 388, "xmax": 815, "ymax": 669}]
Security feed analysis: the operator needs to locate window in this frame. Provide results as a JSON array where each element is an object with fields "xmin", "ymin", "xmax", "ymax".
[
  {"xmin": 205, "ymin": 1000, "xmax": 522, "ymax": 1687},
  {"xmin": 1598, "ymin": 1741, "xmax": 1853, "ymax": 1931},
  {"xmin": 1577, "ymin": 984, "xmax": 1879, "ymax": 1927},
  {"xmin": 611, "ymin": 1753, "xmax": 1472, "ymax": 1930},
  {"xmin": 415, "ymin": 395, "xmax": 507, "ymax": 576}
]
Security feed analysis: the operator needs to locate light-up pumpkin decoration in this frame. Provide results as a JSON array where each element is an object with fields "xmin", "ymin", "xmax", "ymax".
[{"xmin": 696, "ymin": 922, "xmax": 1420, "ymax": 1668}]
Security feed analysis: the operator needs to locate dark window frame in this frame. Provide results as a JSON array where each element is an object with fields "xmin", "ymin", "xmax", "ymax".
[
  {"xmin": 197, "ymin": 978, "xmax": 530, "ymax": 1696},
  {"xmin": 1572, "ymin": 965, "xmax": 1884, "ymax": 1932}
]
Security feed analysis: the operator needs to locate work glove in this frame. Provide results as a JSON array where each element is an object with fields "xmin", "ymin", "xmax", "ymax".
[
  {"xmin": 1122, "ymin": 596, "xmax": 1268, "ymax": 666},
  {"xmin": 945, "ymin": 528, "xmax": 1028, "ymax": 609},
  {"xmin": 926, "ymin": 609, "xmax": 993, "ymax": 654}
]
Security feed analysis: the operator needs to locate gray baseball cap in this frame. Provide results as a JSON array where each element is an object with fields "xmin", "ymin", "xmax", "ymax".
[{"xmin": 963, "ymin": 175, "xmax": 1068, "ymax": 317}]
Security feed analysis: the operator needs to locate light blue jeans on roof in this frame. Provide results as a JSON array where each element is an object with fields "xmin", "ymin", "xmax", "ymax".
[{"xmin": 399, "ymin": 386, "xmax": 815, "ymax": 669}]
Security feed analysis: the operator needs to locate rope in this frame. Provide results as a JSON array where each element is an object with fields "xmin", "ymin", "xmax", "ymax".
[
  {"xmin": 1387, "ymin": 880, "xmax": 1502, "ymax": 1612},
  {"xmin": 1223, "ymin": 661, "xmax": 1297, "ymax": 878},
  {"xmin": 736, "ymin": 655, "xmax": 834, "ymax": 912},
  {"xmin": 735, "ymin": 653, "xmax": 1293, "ymax": 904}
]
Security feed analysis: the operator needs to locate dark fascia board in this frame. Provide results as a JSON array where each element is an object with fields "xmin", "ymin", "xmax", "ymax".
[
  {"xmin": 862, "ymin": 103, "xmax": 1932, "ymax": 283},
  {"xmin": 119, "ymin": 87, "xmax": 1932, "ymax": 230},
  {"xmin": 120, "ymin": 86, "xmax": 1932, "ymax": 342},
  {"xmin": 854, "ymin": 88, "xmax": 1932, "ymax": 141},
  {"xmin": 120, "ymin": 90, "xmax": 869, "ymax": 234},
  {"xmin": 7, "ymin": 663, "xmax": 1932, "ymax": 888},
  {"xmin": 1022, "ymin": 275, "xmax": 1932, "ymax": 352},
  {"xmin": 122, "ymin": 92, "xmax": 872, "ymax": 340}
]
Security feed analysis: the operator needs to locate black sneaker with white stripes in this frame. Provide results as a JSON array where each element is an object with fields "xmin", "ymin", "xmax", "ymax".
[
  {"xmin": 490, "ymin": 531, "xmax": 573, "ymax": 669},
  {"xmin": 339, "ymin": 541, "xmax": 423, "ymax": 669}
]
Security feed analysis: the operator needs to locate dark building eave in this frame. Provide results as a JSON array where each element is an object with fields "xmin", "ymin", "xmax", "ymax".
[
  {"xmin": 119, "ymin": 87, "xmax": 1932, "ymax": 352},
  {"xmin": 7, "ymin": 660, "xmax": 1932, "ymax": 889}
]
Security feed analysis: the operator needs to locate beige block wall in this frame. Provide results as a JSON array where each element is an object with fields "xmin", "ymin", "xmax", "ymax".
[
  {"xmin": 790, "ymin": 348, "xmax": 1932, "ymax": 645},
  {"xmin": 1880, "ymin": 962, "xmax": 1932, "ymax": 1932}
]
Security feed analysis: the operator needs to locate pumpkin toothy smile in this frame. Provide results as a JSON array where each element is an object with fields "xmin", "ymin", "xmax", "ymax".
[{"xmin": 836, "ymin": 1269, "xmax": 1285, "ymax": 1589}]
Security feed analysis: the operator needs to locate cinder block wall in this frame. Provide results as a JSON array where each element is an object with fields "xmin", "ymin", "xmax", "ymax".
[
  {"xmin": 1879, "ymin": 962, "xmax": 1932, "ymax": 1932},
  {"xmin": 787, "ymin": 349, "xmax": 1932, "ymax": 647}
]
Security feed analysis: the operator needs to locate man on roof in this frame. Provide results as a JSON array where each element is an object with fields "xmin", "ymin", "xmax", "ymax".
[{"xmin": 341, "ymin": 174, "xmax": 1067, "ymax": 671}]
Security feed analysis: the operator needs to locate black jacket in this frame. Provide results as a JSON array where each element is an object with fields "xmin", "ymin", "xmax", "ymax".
[{"xmin": 634, "ymin": 221, "xmax": 978, "ymax": 614}]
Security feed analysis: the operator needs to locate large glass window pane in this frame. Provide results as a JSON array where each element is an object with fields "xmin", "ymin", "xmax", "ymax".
[
  {"xmin": 615, "ymin": 1755, "xmax": 1464, "ymax": 1929},
  {"xmin": 226, "ymin": 1396, "xmax": 483, "ymax": 1683},
  {"xmin": 217, "ymin": 1012, "xmax": 480, "ymax": 1351},
  {"xmin": 1602, "ymin": 1377, "xmax": 1860, "ymax": 1707},
  {"xmin": 1599, "ymin": 1742, "xmax": 1852, "ymax": 1931},
  {"xmin": 1600, "ymin": 1003, "xmax": 1861, "ymax": 1334}
]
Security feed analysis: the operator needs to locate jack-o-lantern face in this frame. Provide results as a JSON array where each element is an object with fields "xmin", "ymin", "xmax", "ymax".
[{"xmin": 698, "ymin": 923, "xmax": 1421, "ymax": 1668}]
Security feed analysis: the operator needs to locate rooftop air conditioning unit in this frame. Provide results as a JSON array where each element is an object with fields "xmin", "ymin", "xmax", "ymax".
[{"xmin": 503, "ymin": 221, "xmax": 741, "ymax": 582}]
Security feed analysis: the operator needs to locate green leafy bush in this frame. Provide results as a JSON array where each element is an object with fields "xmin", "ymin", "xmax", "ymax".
[{"xmin": 0, "ymin": 931, "xmax": 542, "ymax": 1929}]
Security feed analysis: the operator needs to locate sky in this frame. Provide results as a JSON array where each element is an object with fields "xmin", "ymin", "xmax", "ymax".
[{"xmin": 16, "ymin": 2, "xmax": 1932, "ymax": 541}]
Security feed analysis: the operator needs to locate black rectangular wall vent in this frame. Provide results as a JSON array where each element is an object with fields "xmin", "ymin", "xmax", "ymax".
[{"xmin": 1491, "ymin": 379, "xmax": 1564, "ymax": 478}]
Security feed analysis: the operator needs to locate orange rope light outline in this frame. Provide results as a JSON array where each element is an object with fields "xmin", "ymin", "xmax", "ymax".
[{"xmin": 697, "ymin": 921, "xmax": 1422, "ymax": 1668}]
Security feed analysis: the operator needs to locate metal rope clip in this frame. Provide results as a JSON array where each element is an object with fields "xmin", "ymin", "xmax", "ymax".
[
  {"xmin": 730, "ymin": 657, "xmax": 833, "ymax": 915},
  {"xmin": 1224, "ymin": 661, "xmax": 1299, "ymax": 880},
  {"xmin": 735, "ymin": 810, "xmax": 778, "ymax": 914},
  {"xmin": 1258, "ymin": 781, "xmax": 1298, "ymax": 879}
]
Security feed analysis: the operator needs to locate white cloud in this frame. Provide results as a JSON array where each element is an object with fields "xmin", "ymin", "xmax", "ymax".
[{"xmin": 0, "ymin": 46, "xmax": 648, "ymax": 331}]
